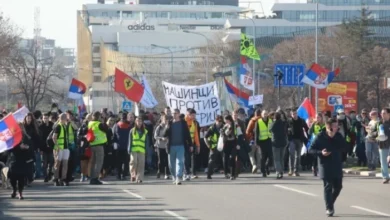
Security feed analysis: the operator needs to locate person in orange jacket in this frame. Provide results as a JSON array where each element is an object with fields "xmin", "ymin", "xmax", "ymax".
[
  {"xmin": 184, "ymin": 108, "xmax": 200, "ymax": 180},
  {"xmin": 246, "ymin": 108, "xmax": 262, "ymax": 174}
]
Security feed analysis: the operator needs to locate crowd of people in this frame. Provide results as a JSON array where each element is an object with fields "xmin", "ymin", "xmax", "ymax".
[{"xmin": 0, "ymin": 105, "xmax": 389, "ymax": 208}]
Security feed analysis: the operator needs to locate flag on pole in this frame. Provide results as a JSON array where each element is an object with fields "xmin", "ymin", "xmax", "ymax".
[
  {"xmin": 224, "ymin": 78, "xmax": 250, "ymax": 108},
  {"xmin": 238, "ymin": 56, "xmax": 254, "ymax": 90},
  {"xmin": 297, "ymin": 98, "xmax": 316, "ymax": 122},
  {"xmin": 68, "ymin": 78, "xmax": 87, "ymax": 100},
  {"xmin": 301, "ymin": 63, "xmax": 340, "ymax": 89},
  {"xmin": 240, "ymin": 33, "xmax": 260, "ymax": 60},
  {"xmin": 0, "ymin": 114, "xmax": 23, "ymax": 154},
  {"xmin": 114, "ymin": 68, "xmax": 144, "ymax": 103},
  {"xmin": 140, "ymin": 74, "xmax": 158, "ymax": 108},
  {"xmin": 13, "ymin": 106, "xmax": 30, "ymax": 123}
]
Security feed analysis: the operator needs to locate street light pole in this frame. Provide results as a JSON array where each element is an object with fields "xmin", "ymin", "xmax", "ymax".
[
  {"xmin": 183, "ymin": 30, "xmax": 209, "ymax": 83},
  {"xmin": 150, "ymin": 44, "xmax": 174, "ymax": 81}
]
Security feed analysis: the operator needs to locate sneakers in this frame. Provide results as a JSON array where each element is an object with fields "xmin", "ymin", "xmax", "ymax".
[
  {"xmin": 176, "ymin": 180, "xmax": 182, "ymax": 185},
  {"xmin": 164, "ymin": 175, "xmax": 170, "ymax": 180},
  {"xmin": 131, "ymin": 177, "xmax": 136, "ymax": 182},
  {"xmin": 89, "ymin": 178, "xmax": 103, "ymax": 185},
  {"xmin": 276, "ymin": 173, "xmax": 282, "ymax": 179},
  {"xmin": 18, "ymin": 193, "xmax": 24, "ymax": 200},
  {"xmin": 252, "ymin": 165, "xmax": 257, "ymax": 174},
  {"xmin": 54, "ymin": 179, "xmax": 60, "ymax": 187},
  {"xmin": 172, "ymin": 177, "xmax": 176, "ymax": 184},
  {"xmin": 294, "ymin": 172, "xmax": 300, "ymax": 177},
  {"xmin": 383, "ymin": 179, "xmax": 389, "ymax": 184},
  {"xmin": 11, "ymin": 192, "xmax": 16, "ymax": 199},
  {"xmin": 184, "ymin": 175, "xmax": 191, "ymax": 181},
  {"xmin": 192, "ymin": 175, "xmax": 198, "ymax": 179},
  {"xmin": 326, "ymin": 209, "xmax": 334, "ymax": 217},
  {"xmin": 136, "ymin": 180, "xmax": 143, "ymax": 184},
  {"xmin": 207, "ymin": 175, "xmax": 212, "ymax": 179},
  {"xmin": 80, "ymin": 175, "xmax": 86, "ymax": 182},
  {"xmin": 288, "ymin": 171, "xmax": 293, "ymax": 176}
]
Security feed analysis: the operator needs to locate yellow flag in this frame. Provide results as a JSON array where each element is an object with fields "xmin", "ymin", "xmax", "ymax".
[{"xmin": 240, "ymin": 33, "xmax": 260, "ymax": 60}]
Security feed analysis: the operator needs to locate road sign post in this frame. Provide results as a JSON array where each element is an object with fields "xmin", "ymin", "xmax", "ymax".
[
  {"xmin": 274, "ymin": 64, "xmax": 305, "ymax": 88},
  {"xmin": 122, "ymin": 101, "xmax": 132, "ymax": 112}
]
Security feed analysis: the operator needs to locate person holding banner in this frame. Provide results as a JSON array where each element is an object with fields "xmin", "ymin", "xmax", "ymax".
[
  {"xmin": 204, "ymin": 115, "xmax": 224, "ymax": 179},
  {"xmin": 308, "ymin": 113, "xmax": 325, "ymax": 177},
  {"xmin": 164, "ymin": 109, "xmax": 192, "ymax": 185},
  {"xmin": 184, "ymin": 109, "xmax": 200, "ymax": 180}
]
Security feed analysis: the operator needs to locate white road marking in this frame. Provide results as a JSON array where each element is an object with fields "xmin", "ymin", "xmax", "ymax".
[
  {"xmin": 164, "ymin": 210, "xmax": 188, "ymax": 220},
  {"xmin": 123, "ymin": 189, "xmax": 145, "ymax": 199},
  {"xmin": 351, "ymin": 206, "xmax": 390, "ymax": 217},
  {"xmin": 273, "ymin": 184, "xmax": 318, "ymax": 197}
]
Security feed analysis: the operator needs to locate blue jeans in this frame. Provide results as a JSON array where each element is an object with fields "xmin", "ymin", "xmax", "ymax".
[
  {"xmin": 168, "ymin": 146, "xmax": 185, "ymax": 179},
  {"xmin": 35, "ymin": 151, "xmax": 42, "ymax": 178},
  {"xmin": 366, "ymin": 141, "xmax": 379, "ymax": 168},
  {"xmin": 379, "ymin": 148, "xmax": 389, "ymax": 180}
]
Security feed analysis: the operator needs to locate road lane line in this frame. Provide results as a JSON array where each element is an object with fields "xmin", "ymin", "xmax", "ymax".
[
  {"xmin": 273, "ymin": 184, "xmax": 318, "ymax": 197},
  {"xmin": 123, "ymin": 189, "xmax": 145, "ymax": 199},
  {"xmin": 351, "ymin": 206, "xmax": 390, "ymax": 217},
  {"xmin": 164, "ymin": 210, "xmax": 188, "ymax": 220}
]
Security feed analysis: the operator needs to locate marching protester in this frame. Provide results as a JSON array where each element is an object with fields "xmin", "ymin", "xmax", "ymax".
[
  {"xmin": 269, "ymin": 111, "xmax": 288, "ymax": 179},
  {"xmin": 246, "ymin": 108, "xmax": 262, "ymax": 174},
  {"xmin": 256, "ymin": 110, "xmax": 273, "ymax": 177},
  {"xmin": 154, "ymin": 114, "xmax": 170, "ymax": 179},
  {"xmin": 113, "ymin": 112, "xmax": 132, "ymax": 180},
  {"xmin": 39, "ymin": 113, "xmax": 54, "ymax": 183},
  {"xmin": 7, "ymin": 124, "xmax": 32, "ymax": 200},
  {"xmin": 184, "ymin": 108, "xmax": 200, "ymax": 180},
  {"xmin": 129, "ymin": 117, "xmax": 149, "ymax": 183},
  {"xmin": 287, "ymin": 108, "xmax": 309, "ymax": 177},
  {"xmin": 204, "ymin": 115, "xmax": 224, "ymax": 179},
  {"xmin": 310, "ymin": 118, "xmax": 347, "ymax": 217},
  {"xmin": 88, "ymin": 111, "xmax": 108, "ymax": 185},
  {"xmin": 308, "ymin": 113, "xmax": 325, "ymax": 176},
  {"xmin": 377, "ymin": 108, "xmax": 390, "ymax": 184},
  {"xmin": 23, "ymin": 113, "xmax": 40, "ymax": 185},
  {"xmin": 354, "ymin": 109, "xmax": 369, "ymax": 166},
  {"xmin": 221, "ymin": 115, "xmax": 238, "ymax": 180},
  {"xmin": 336, "ymin": 109, "xmax": 351, "ymax": 162},
  {"xmin": 232, "ymin": 109, "xmax": 248, "ymax": 177},
  {"xmin": 52, "ymin": 113, "xmax": 70, "ymax": 186},
  {"xmin": 164, "ymin": 108, "xmax": 192, "ymax": 185},
  {"xmin": 365, "ymin": 109, "xmax": 380, "ymax": 171},
  {"xmin": 102, "ymin": 117, "xmax": 115, "ymax": 179},
  {"xmin": 77, "ymin": 113, "xmax": 92, "ymax": 182},
  {"xmin": 65, "ymin": 111, "xmax": 78, "ymax": 182}
]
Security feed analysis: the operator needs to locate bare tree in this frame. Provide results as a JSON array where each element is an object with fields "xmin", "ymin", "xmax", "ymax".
[
  {"xmin": 0, "ymin": 13, "xmax": 19, "ymax": 62},
  {"xmin": 3, "ymin": 45, "xmax": 65, "ymax": 111}
]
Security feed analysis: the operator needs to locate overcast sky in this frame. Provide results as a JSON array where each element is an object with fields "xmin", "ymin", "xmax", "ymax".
[{"xmin": 0, "ymin": 0, "xmax": 303, "ymax": 48}]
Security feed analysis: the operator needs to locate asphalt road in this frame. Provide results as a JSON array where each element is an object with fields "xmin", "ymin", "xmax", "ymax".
[{"xmin": 1, "ymin": 173, "xmax": 390, "ymax": 220}]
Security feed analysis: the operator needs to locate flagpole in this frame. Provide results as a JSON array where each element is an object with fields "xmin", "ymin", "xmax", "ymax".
[
  {"xmin": 250, "ymin": 18, "xmax": 256, "ymax": 107},
  {"xmin": 315, "ymin": 0, "xmax": 319, "ymax": 113}
]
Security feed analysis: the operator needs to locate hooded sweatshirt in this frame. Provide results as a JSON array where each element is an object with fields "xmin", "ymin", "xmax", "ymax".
[
  {"xmin": 113, "ymin": 120, "xmax": 132, "ymax": 151},
  {"xmin": 185, "ymin": 115, "xmax": 200, "ymax": 148},
  {"xmin": 246, "ymin": 116, "xmax": 261, "ymax": 142}
]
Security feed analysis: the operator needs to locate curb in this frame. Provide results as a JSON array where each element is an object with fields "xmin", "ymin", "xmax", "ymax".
[{"xmin": 343, "ymin": 169, "xmax": 381, "ymax": 177}]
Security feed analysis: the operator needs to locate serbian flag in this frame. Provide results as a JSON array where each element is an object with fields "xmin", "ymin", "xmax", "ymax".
[
  {"xmin": 238, "ymin": 56, "xmax": 254, "ymax": 91},
  {"xmin": 224, "ymin": 78, "xmax": 250, "ymax": 107},
  {"xmin": 297, "ymin": 98, "xmax": 316, "ymax": 122},
  {"xmin": 114, "ymin": 68, "xmax": 144, "ymax": 102},
  {"xmin": 68, "ymin": 78, "xmax": 87, "ymax": 100},
  {"xmin": 0, "ymin": 114, "xmax": 23, "ymax": 153},
  {"xmin": 301, "ymin": 63, "xmax": 340, "ymax": 89}
]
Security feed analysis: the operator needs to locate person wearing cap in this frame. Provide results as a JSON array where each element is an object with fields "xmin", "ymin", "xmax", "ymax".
[
  {"xmin": 377, "ymin": 108, "xmax": 390, "ymax": 184},
  {"xmin": 336, "ymin": 108, "xmax": 352, "ymax": 161},
  {"xmin": 204, "ymin": 115, "xmax": 224, "ymax": 179},
  {"xmin": 365, "ymin": 109, "xmax": 380, "ymax": 171},
  {"xmin": 184, "ymin": 108, "xmax": 200, "ymax": 180}
]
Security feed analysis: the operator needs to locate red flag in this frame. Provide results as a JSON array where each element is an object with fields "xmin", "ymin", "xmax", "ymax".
[{"xmin": 114, "ymin": 68, "xmax": 144, "ymax": 102}]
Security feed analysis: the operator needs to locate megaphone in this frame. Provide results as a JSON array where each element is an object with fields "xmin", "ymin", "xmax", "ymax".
[{"xmin": 377, "ymin": 124, "xmax": 388, "ymax": 141}]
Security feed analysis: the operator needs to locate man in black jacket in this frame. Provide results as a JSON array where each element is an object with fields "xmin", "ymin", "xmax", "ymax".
[
  {"xmin": 310, "ymin": 118, "xmax": 347, "ymax": 217},
  {"xmin": 287, "ymin": 108, "xmax": 309, "ymax": 176},
  {"xmin": 39, "ymin": 113, "xmax": 54, "ymax": 182}
]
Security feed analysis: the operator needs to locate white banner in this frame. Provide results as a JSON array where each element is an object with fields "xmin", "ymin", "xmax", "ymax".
[
  {"xmin": 13, "ymin": 106, "xmax": 30, "ymax": 122},
  {"xmin": 162, "ymin": 81, "xmax": 221, "ymax": 127},
  {"xmin": 140, "ymin": 75, "xmax": 158, "ymax": 108},
  {"xmin": 249, "ymin": 94, "xmax": 263, "ymax": 106}
]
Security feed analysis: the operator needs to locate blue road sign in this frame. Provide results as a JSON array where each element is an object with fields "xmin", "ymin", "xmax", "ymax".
[
  {"xmin": 334, "ymin": 105, "xmax": 344, "ymax": 113},
  {"xmin": 274, "ymin": 64, "xmax": 305, "ymax": 87},
  {"xmin": 122, "ymin": 101, "xmax": 132, "ymax": 112}
]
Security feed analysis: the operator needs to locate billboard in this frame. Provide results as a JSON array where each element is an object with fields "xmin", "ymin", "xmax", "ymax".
[{"xmin": 311, "ymin": 81, "xmax": 359, "ymax": 113}]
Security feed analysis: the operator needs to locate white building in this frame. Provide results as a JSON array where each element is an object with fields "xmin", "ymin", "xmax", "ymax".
[{"xmin": 77, "ymin": 2, "xmax": 252, "ymax": 112}]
